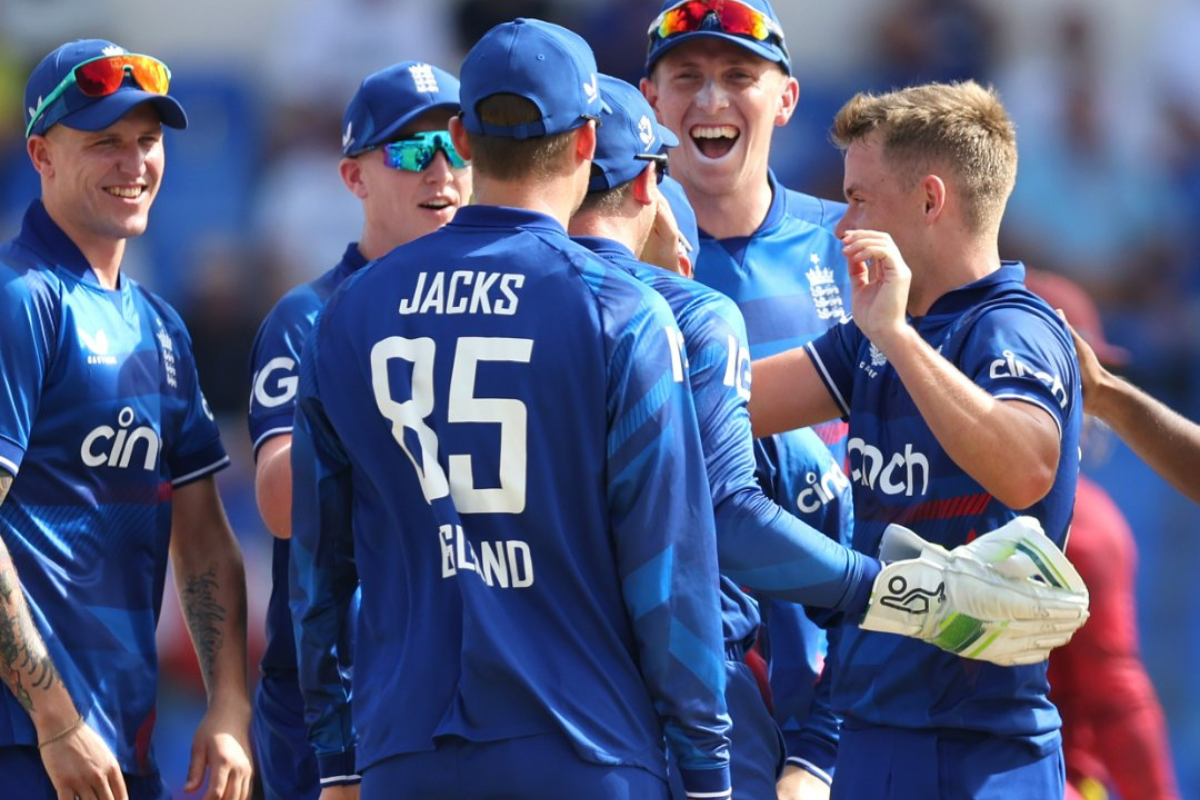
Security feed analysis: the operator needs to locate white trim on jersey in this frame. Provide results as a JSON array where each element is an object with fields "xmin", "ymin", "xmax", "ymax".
[
  {"xmin": 992, "ymin": 393, "xmax": 1065, "ymax": 440},
  {"xmin": 0, "ymin": 455, "xmax": 18, "ymax": 476},
  {"xmin": 805, "ymin": 341, "xmax": 851, "ymax": 418},
  {"xmin": 319, "ymin": 773, "xmax": 362, "ymax": 785},
  {"xmin": 785, "ymin": 756, "xmax": 832, "ymax": 787},
  {"xmin": 252, "ymin": 426, "xmax": 294, "ymax": 456},
  {"xmin": 171, "ymin": 455, "xmax": 232, "ymax": 487}
]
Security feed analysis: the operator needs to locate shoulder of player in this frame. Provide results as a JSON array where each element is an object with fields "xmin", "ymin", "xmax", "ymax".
[{"xmin": 778, "ymin": 185, "xmax": 848, "ymax": 234}]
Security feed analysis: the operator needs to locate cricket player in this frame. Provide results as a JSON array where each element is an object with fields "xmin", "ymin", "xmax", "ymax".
[{"xmin": 289, "ymin": 18, "xmax": 731, "ymax": 800}]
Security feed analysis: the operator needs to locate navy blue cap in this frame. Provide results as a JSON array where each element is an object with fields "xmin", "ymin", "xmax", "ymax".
[
  {"xmin": 646, "ymin": 0, "xmax": 791, "ymax": 76},
  {"xmin": 590, "ymin": 74, "xmax": 678, "ymax": 193},
  {"xmin": 25, "ymin": 39, "xmax": 187, "ymax": 138},
  {"xmin": 658, "ymin": 175, "xmax": 698, "ymax": 255},
  {"xmin": 460, "ymin": 18, "xmax": 602, "ymax": 140},
  {"xmin": 342, "ymin": 61, "xmax": 461, "ymax": 157}
]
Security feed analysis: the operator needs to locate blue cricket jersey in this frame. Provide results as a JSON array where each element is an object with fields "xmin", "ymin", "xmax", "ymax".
[
  {"xmin": 247, "ymin": 243, "xmax": 365, "ymax": 681},
  {"xmin": 290, "ymin": 206, "xmax": 731, "ymax": 798},
  {"xmin": 575, "ymin": 236, "xmax": 876, "ymax": 617},
  {"xmin": 0, "ymin": 201, "xmax": 229, "ymax": 775},
  {"xmin": 692, "ymin": 171, "xmax": 854, "ymax": 773},
  {"xmin": 806, "ymin": 262, "xmax": 1082, "ymax": 748}
]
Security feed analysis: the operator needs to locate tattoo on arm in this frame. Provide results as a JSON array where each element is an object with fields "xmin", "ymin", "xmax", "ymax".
[
  {"xmin": 181, "ymin": 565, "xmax": 226, "ymax": 685},
  {"xmin": 0, "ymin": 563, "xmax": 59, "ymax": 712}
]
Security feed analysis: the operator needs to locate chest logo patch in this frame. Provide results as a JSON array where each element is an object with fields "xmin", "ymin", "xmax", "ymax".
[{"xmin": 807, "ymin": 254, "xmax": 845, "ymax": 321}]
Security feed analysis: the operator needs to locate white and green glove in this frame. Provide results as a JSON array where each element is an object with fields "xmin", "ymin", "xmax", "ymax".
[{"xmin": 860, "ymin": 516, "xmax": 1090, "ymax": 666}]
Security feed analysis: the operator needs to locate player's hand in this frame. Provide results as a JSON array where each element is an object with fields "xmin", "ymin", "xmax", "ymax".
[
  {"xmin": 40, "ymin": 719, "xmax": 128, "ymax": 800},
  {"xmin": 776, "ymin": 763, "xmax": 831, "ymax": 800},
  {"xmin": 860, "ymin": 517, "xmax": 1090, "ymax": 666},
  {"xmin": 641, "ymin": 192, "xmax": 692, "ymax": 276},
  {"xmin": 319, "ymin": 786, "xmax": 361, "ymax": 800},
  {"xmin": 184, "ymin": 700, "xmax": 253, "ymax": 800},
  {"xmin": 1057, "ymin": 310, "xmax": 1107, "ymax": 417},
  {"xmin": 841, "ymin": 229, "xmax": 912, "ymax": 351}
]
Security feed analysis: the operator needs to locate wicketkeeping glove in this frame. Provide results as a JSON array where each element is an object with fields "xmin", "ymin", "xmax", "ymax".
[{"xmin": 859, "ymin": 516, "xmax": 1089, "ymax": 666}]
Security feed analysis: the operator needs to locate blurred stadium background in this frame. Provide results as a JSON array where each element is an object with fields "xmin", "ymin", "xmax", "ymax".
[{"xmin": 2, "ymin": 0, "xmax": 1198, "ymax": 796}]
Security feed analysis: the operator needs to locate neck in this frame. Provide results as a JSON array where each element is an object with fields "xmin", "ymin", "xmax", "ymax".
[
  {"xmin": 683, "ymin": 172, "xmax": 774, "ymax": 240},
  {"xmin": 357, "ymin": 227, "xmax": 393, "ymax": 263},
  {"xmin": 473, "ymin": 175, "xmax": 581, "ymax": 230},
  {"xmin": 568, "ymin": 214, "xmax": 640, "ymax": 255},
  {"xmin": 43, "ymin": 203, "xmax": 124, "ymax": 290},
  {"xmin": 907, "ymin": 238, "xmax": 1003, "ymax": 317}
]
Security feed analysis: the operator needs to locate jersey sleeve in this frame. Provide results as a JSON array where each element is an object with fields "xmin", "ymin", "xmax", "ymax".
[
  {"xmin": 147, "ymin": 299, "xmax": 228, "ymax": 486},
  {"xmin": 248, "ymin": 289, "xmax": 320, "ymax": 456},
  {"xmin": 957, "ymin": 305, "xmax": 1078, "ymax": 438},
  {"xmin": 603, "ymin": 283, "xmax": 732, "ymax": 799},
  {"xmin": 0, "ymin": 263, "xmax": 55, "ymax": 475},
  {"xmin": 783, "ymin": 622, "xmax": 842, "ymax": 785},
  {"xmin": 289, "ymin": 309, "xmax": 359, "ymax": 784},
  {"xmin": 804, "ymin": 317, "xmax": 863, "ymax": 420},
  {"xmin": 686, "ymin": 292, "xmax": 875, "ymax": 615}
]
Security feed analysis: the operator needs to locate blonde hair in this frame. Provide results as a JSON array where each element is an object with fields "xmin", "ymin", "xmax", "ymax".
[{"xmin": 832, "ymin": 80, "xmax": 1017, "ymax": 234}]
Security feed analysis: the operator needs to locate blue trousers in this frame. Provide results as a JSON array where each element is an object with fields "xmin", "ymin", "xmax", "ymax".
[
  {"xmin": 832, "ymin": 724, "xmax": 1065, "ymax": 800},
  {"xmin": 252, "ymin": 673, "xmax": 321, "ymax": 800},
  {"xmin": 360, "ymin": 732, "xmax": 668, "ymax": 800},
  {"xmin": 0, "ymin": 745, "xmax": 170, "ymax": 800}
]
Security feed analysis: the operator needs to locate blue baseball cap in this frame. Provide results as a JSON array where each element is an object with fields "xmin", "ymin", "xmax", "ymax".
[
  {"xmin": 645, "ymin": 0, "xmax": 791, "ymax": 76},
  {"xmin": 590, "ymin": 74, "xmax": 678, "ymax": 193},
  {"xmin": 24, "ymin": 39, "xmax": 187, "ymax": 138},
  {"xmin": 460, "ymin": 18, "xmax": 602, "ymax": 140},
  {"xmin": 658, "ymin": 175, "xmax": 698, "ymax": 256},
  {"xmin": 342, "ymin": 61, "xmax": 461, "ymax": 157}
]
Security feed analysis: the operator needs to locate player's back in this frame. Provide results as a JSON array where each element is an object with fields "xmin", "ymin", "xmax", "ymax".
[{"xmin": 304, "ymin": 205, "xmax": 719, "ymax": 777}]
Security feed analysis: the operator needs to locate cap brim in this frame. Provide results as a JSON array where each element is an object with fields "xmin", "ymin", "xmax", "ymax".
[
  {"xmin": 360, "ymin": 100, "xmax": 461, "ymax": 152},
  {"xmin": 647, "ymin": 31, "xmax": 789, "ymax": 74},
  {"xmin": 62, "ymin": 91, "xmax": 188, "ymax": 132}
]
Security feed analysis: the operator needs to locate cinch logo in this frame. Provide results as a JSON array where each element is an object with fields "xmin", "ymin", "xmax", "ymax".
[
  {"xmin": 795, "ymin": 459, "xmax": 851, "ymax": 514},
  {"xmin": 989, "ymin": 350, "xmax": 1068, "ymax": 408},
  {"xmin": 81, "ymin": 407, "xmax": 160, "ymax": 471},
  {"xmin": 252, "ymin": 357, "xmax": 298, "ymax": 409},
  {"xmin": 847, "ymin": 437, "xmax": 930, "ymax": 497}
]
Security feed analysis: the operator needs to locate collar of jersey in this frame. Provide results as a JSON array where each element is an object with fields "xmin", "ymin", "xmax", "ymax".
[
  {"xmin": 339, "ymin": 241, "xmax": 370, "ymax": 278},
  {"xmin": 920, "ymin": 261, "xmax": 1027, "ymax": 320},
  {"xmin": 21, "ymin": 200, "xmax": 113, "ymax": 288},
  {"xmin": 448, "ymin": 205, "xmax": 568, "ymax": 235},
  {"xmin": 572, "ymin": 235, "xmax": 635, "ymax": 262}
]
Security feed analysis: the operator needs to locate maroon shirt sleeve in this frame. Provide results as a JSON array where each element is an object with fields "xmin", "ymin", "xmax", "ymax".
[{"xmin": 1048, "ymin": 476, "xmax": 1181, "ymax": 800}]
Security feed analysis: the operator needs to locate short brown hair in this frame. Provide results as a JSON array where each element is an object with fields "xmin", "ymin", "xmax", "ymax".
[
  {"xmin": 832, "ymin": 81, "xmax": 1017, "ymax": 234},
  {"xmin": 577, "ymin": 166, "xmax": 636, "ymax": 215},
  {"xmin": 466, "ymin": 94, "xmax": 577, "ymax": 181}
]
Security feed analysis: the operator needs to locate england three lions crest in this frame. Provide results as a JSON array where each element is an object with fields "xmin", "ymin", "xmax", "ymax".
[{"xmin": 807, "ymin": 254, "xmax": 845, "ymax": 321}]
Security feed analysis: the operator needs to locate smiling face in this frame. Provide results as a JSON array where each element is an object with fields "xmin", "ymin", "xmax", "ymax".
[
  {"xmin": 345, "ymin": 107, "xmax": 472, "ymax": 253},
  {"xmin": 642, "ymin": 39, "xmax": 797, "ymax": 202},
  {"xmin": 32, "ymin": 103, "xmax": 165, "ymax": 249}
]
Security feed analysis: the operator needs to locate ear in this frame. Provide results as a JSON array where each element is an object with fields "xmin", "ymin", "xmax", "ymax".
[
  {"xmin": 449, "ymin": 116, "xmax": 472, "ymax": 161},
  {"xmin": 339, "ymin": 156, "xmax": 367, "ymax": 199},
  {"xmin": 575, "ymin": 119, "xmax": 597, "ymax": 163},
  {"xmin": 678, "ymin": 252, "xmax": 695, "ymax": 279},
  {"xmin": 26, "ymin": 135, "xmax": 53, "ymax": 178},
  {"xmin": 921, "ymin": 174, "xmax": 946, "ymax": 222},
  {"xmin": 631, "ymin": 164, "xmax": 657, "ymax": 208},
  {"xmin": 775, "ymin": 74, "xmax": 799, "ymax": 127},
  {"xmin": 640, "ymin": 76, "xmax": 660, "ymax": 115}
]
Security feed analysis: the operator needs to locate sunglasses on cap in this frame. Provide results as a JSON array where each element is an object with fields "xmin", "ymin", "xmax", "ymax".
[
  {"xmin": 26, "ymin": 53, "xmax": 171, "ymax": 138},
  {"xmin": 648, "ymin": 0, "xmax": 789, "ymax": 54},
  {"xmin": 375, "ymin": 131, "xmax": 467, "ymax": 172},
  {"xmin": 636, "ymin": 152, "xmax": 669, "ymax": 184}
]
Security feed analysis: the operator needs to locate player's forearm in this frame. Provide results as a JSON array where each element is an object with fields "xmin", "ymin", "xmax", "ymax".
[
  {"xmin": 882, "ymin": 326, "xmax": 1058, "ymax": 508},
  {"xmin": 1090, "ymin": 373, "xmax": 1200, "ymax": 504},
  {"xmin": 749, "ymin": 348, "xmax": 841, "ymax": 438},
  {"xmin": 0, "ymin": 533, "xmax": 80, "ymax": 735},
  {"xmin": 173, "ymin": 540, "xmax": 250, "ymax": 706}
]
